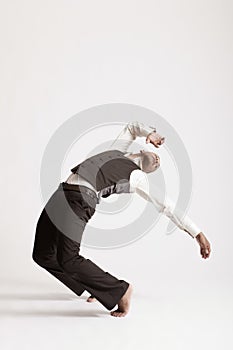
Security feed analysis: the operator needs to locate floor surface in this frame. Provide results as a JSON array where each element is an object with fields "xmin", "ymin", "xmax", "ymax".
[{"xmin": 1, "ymin": 282, "xmax": 232, "ymax": 350}]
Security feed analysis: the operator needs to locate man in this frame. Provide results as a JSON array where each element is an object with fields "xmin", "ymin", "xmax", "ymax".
[{"xmin": 32, "ymin": 121, "xmax": 211, "ymax": 318}]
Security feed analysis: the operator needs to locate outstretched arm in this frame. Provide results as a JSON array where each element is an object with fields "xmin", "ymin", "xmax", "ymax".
[
  {"xmin": 130, "ymin": 171, "xmax": 211, "ymax": 259},
  {"xmin": 109, "ymin": 121, "xmax": 165, "ymax": 153}
]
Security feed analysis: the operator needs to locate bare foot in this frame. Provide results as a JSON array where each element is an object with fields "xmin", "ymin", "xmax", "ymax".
[
  {"xmin": 110, "ymin": 284, "xmax": 133, "ymax": 317},
  {"xmin": 86, "ymin": 295, "xmax": 97, "ymax": 303}
]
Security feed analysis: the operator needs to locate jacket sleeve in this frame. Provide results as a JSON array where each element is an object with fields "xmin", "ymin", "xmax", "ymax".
[
  {"xmin": 129, "ymin": 170, "xmax": 201, "ymax": 238},
  {"xmin": 109, "ymin": 121, "xmax": 156, "ymax": 153}
]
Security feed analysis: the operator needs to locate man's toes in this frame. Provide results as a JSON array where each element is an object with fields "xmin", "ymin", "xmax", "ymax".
[
  {"xmin": 110, "ymin": 310, "xmax": 118, "ymax": 316},
  {"xmin": 86, "ymin": 296, "xmax": 96, "ymax": 302},
  {"xmin": 110, "ymin": 310, "xmax": 126, "ymax": 317}
]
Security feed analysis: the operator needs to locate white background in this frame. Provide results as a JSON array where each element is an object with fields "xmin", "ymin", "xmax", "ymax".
[{"xmin": 0, "ymin": 1, "xmax": 232, "ymax": 349}]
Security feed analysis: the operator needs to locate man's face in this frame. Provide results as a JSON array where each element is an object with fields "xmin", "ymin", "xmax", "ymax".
[{"xmin": 140, "ymin": 151, "xmax": 160, "ymax": 173}]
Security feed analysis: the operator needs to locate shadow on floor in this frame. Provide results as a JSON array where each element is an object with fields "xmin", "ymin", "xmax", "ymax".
[
  {"xmin": 0, "ymin": 308, "xmax": 108, "ymax": 318},
  {"xmin": 0, "ymin": 292, "xmax": 108, "ymax": 318},
  {"xmin": 0, "ymin": 292, "xmax": 88, "ymax": 301}
]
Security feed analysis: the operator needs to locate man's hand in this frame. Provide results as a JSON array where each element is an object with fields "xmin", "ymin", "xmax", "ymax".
[
  {"xmin": 196, "ymin": 232, "xmax": 211, "ymax": 259},
  {"xmin": 146, "ymin": 131, "xmax": 165, "ymax": 148}
]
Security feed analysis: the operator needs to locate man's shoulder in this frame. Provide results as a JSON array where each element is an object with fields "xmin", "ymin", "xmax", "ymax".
[
  {"xmin": 129, "ymin": 169, "xmax": 146, "ymax": 181},
  {"xmin": 95, "ymin": 149, "xmax": 125, "ymax": 157}
]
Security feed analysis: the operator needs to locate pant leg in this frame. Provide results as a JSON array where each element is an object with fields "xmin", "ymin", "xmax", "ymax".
[
  {"xmin": 32, "ymin": 207, "xmax": 85, "ymax": 296},
  {"xmin": 32, "ymin": 186, "xmax": 129, "ymax": 311},
  {"xmin": 56, "ymin": 231, "xmax": 129, "ymax": 310}
]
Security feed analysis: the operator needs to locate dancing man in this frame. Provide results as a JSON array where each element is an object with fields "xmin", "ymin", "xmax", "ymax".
[{"xmin": 32, "ymin": 121, "xmax": 211, "ymax": 317}]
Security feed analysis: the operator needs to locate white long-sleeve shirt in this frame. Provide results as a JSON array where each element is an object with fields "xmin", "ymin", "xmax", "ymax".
[{"xmin": 66, "ymin": 121, "xmax": 201, "ymax": 238}]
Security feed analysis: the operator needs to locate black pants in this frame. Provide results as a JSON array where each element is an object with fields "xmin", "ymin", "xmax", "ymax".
[{"xmin": 32, "ymin": 182, "xmax": 129, "ymax": 311}]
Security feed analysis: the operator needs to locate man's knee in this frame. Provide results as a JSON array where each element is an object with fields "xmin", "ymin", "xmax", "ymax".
[
  {"xmin": 32, "ymin": 250, "xmax": 49, "ymax": 269},
  {"xmin": 32, "ymin": 251, "xmax": 43, "ymax": 266}
]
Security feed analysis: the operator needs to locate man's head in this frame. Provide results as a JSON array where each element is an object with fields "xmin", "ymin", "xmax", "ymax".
[{"xmin": 140, "ymin": 150, "xmax": 160, "ymax": 173}]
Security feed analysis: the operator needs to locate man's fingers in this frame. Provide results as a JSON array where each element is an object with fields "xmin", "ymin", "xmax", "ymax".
[
  {"xmin": 146, "ymin": 134, "xmax": 165, "ymax": 147},
  {"xmin": 201, "ymin": 246, "xmax": 210, "ymax": 259},
  {"xmin": 146, "ymin": 138, "xmax": 158, "ymax": 147},
  {"xmin": 160, "ymin": 137, "xmax": 165, "ymax": 144},
  {"xmin": 205, "ymin": 244, "xmax": 211, "ymax": 257}
]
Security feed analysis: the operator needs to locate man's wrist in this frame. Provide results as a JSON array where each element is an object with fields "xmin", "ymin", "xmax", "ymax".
[
  {"xmin": 147, "ymin": 128, "xmax": 157, "ymax": 136},
  {"xmin": 149, "ymin": 126, "xmax": 157, "ymax": 133},
  {"xmin": 128, "ymin": 122, "xmax": 156, "ymax": 139},
  {"xmin": 144, "ymin": 126, "xmax": 157, "ymax": 137},
  {"xmin": 183, "ymin": 227, "xmax": 202, "ymax": 239},
  {"xmin": 195, "ymin": 232, "xmax": 204, "ymax": 240}
]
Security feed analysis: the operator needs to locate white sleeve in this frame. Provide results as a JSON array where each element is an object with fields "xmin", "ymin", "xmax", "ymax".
[
  {"xmin": 109, "ymin": 121, "xmax": 156, "ymax": 153},
  {"xmin": 130, "ymin": 171, "xmax": 201, "ymax": 239}
]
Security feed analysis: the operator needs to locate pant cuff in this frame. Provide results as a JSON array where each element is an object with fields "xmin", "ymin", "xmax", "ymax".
[{"xmin": 104, "ymin": 280, "xmax": 130, "ymax": 310}]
